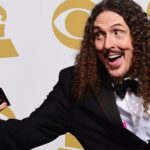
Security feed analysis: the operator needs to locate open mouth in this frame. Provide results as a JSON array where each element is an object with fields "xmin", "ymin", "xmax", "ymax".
[
  {"xmin": 107, "ymin": 53, "xmax": 122, "ymax": 62},
  {"xmin": 103, "ymin": 49, "xmax": 124, "ymax": 62}
]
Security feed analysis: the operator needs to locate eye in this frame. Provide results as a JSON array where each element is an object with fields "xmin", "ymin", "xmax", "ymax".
[
  {"xmin": 94, "ymin": 31, "xmax": 105, "ymax": 40},
  {"xmin": 113, "ymin": 29, "xmax": 124, "ymax": 37}
]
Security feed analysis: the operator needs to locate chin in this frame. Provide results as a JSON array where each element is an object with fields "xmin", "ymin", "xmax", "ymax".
[{"xmin": 108, "ymin": 69, "xmax": 126, "ymax": 79}]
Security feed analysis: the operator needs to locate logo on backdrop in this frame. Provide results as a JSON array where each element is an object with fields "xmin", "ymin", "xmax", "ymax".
[
  {"xmin": 0, "ymin": 6, "xmax": 18, "ymax": 58},
  {"xmin": 0, "ymin": 6, "xmax": 16, "ymax": 119},
  {"xmin": 52, "ymin": 0, "xmax": 95, "ymax": 50}
]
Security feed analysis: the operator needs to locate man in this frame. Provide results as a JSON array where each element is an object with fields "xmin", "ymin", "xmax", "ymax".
[{"xmin": 0, "ymin": 0, "xmax": 149, "ymax": 149}]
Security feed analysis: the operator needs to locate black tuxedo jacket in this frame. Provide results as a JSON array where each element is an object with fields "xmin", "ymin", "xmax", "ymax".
[{"xmin": 0, "ymin": 66, "xmax": 149, "ymax": 150}]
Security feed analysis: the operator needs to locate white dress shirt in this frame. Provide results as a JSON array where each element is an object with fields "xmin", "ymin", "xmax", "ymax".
[{"xmin": 116, "ymin": 89, "xmax": 150, "ymax": 143}]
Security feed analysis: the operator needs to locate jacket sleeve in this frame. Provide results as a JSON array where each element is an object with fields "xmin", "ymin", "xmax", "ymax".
[{"xmin": 0, "ymin": 67, "xmax": 73, "ymax": 150}]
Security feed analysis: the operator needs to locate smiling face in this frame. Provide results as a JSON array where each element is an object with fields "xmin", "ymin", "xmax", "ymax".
[{"xmin": 94, "ymin": 11, "xmax": 133, "ymax": 81}]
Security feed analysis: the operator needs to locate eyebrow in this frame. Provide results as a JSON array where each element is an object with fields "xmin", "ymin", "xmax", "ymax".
[
  {"xmin": 93, "ymin": 23, "xmax": 124, "ymax": 31},
  {"xmin": 111, "ymin": 23, "xmax": 124, "ymax": 28}
]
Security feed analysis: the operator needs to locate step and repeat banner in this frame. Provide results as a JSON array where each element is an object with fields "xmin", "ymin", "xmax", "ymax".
[{"xmin": 0, "ymin": 0, "xmax": 149, "ymax": 149}]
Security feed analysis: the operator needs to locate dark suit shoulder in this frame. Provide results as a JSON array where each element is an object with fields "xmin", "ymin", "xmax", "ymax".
[
  {"xmin": 59, "ymin": 66, "xmax": 75, "ymax": 75},
  {"xmin": 58, "ymin": 66, "xmax": 75, "ymax": 82}
]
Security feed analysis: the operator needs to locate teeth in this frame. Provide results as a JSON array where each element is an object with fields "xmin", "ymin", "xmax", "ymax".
[{"xmin": 108, "ymin": 54, "xmax": 121, "ymax": 59}]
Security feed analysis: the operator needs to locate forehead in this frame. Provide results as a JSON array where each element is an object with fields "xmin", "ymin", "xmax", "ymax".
[{"xmin": 94, "ymin": 11, "xmax": 128, "ymax": 28}]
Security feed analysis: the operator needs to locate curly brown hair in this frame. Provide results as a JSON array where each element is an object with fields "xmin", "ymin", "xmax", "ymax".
[{"xmin": 73, "ymin": 0, "xmax": 150, "ymax": 111}]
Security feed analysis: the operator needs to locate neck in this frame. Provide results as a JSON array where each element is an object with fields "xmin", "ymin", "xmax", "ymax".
[{"xmin": 111, "ymin": 77, "xmax": 124, "ymax": 85}]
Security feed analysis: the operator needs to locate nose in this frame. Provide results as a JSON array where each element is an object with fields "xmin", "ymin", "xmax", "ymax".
[{"xmin": 103, "ymin": 35, "xmax": 114, "ymax": 50}]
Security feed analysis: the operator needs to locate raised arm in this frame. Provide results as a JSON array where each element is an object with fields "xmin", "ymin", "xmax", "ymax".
[{"xmin": 0, "ymin": 67, "xmax": 73, "ymax": 150}]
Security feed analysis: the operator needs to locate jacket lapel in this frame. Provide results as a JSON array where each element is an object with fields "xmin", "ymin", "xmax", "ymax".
[
  {"xmin": 96, "ymin": 81, "xmax": 123, "ymax": 129},
  {"xmin": 95, "ymin": 77, "xmax": 147, "ymax": 145},
  {"xmin": 96, "ymin": 83, "xmax": 147, "ymax": 144}
]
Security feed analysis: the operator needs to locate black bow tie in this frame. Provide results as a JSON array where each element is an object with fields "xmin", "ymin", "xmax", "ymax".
[{"xmin": 113, "ymin": 79, "xmax": 138, "ymax": 99}]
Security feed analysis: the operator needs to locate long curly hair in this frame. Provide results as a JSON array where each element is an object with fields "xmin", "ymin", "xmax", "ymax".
[{"xmin": 73, "ymin": 0, "xmax": 150, "ymax": 111}]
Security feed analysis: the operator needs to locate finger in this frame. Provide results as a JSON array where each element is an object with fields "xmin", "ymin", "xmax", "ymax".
[{"xmin": 0, "ymin": 102, "xmax": 7, "ymax": 111}]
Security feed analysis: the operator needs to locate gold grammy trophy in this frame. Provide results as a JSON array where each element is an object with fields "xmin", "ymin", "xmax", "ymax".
[{"xmin": 0, "ymin": 6, "xmax": 18, "ymax": 58}]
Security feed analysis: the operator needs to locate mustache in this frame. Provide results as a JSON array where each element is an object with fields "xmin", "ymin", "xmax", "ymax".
[{"xmin": 102, "ymin": 48, "xmax": 125, "ymax": 57}]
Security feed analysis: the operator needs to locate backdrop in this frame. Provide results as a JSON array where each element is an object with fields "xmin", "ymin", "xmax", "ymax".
[{"xmin": 0, "ymin": 0, "xmax": 149, "ymax": 149}]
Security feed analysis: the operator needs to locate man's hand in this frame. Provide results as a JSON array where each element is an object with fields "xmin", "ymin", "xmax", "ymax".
[{"xmin": 0, "ymin": 102, "xmax": 7, "ymax": 111}]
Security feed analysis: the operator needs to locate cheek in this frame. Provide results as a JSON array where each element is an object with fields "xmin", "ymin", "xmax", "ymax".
[
  {"xmin": 95, "ymin": 40, "xmax": 103, "ymax": 52},
  {"xmin": 119, "ymin": 38, "xmax": 133, "ymax": 49},
  {"xmin": 126, "ymin": 50, "xmax": 133, "ymax": 63}
]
